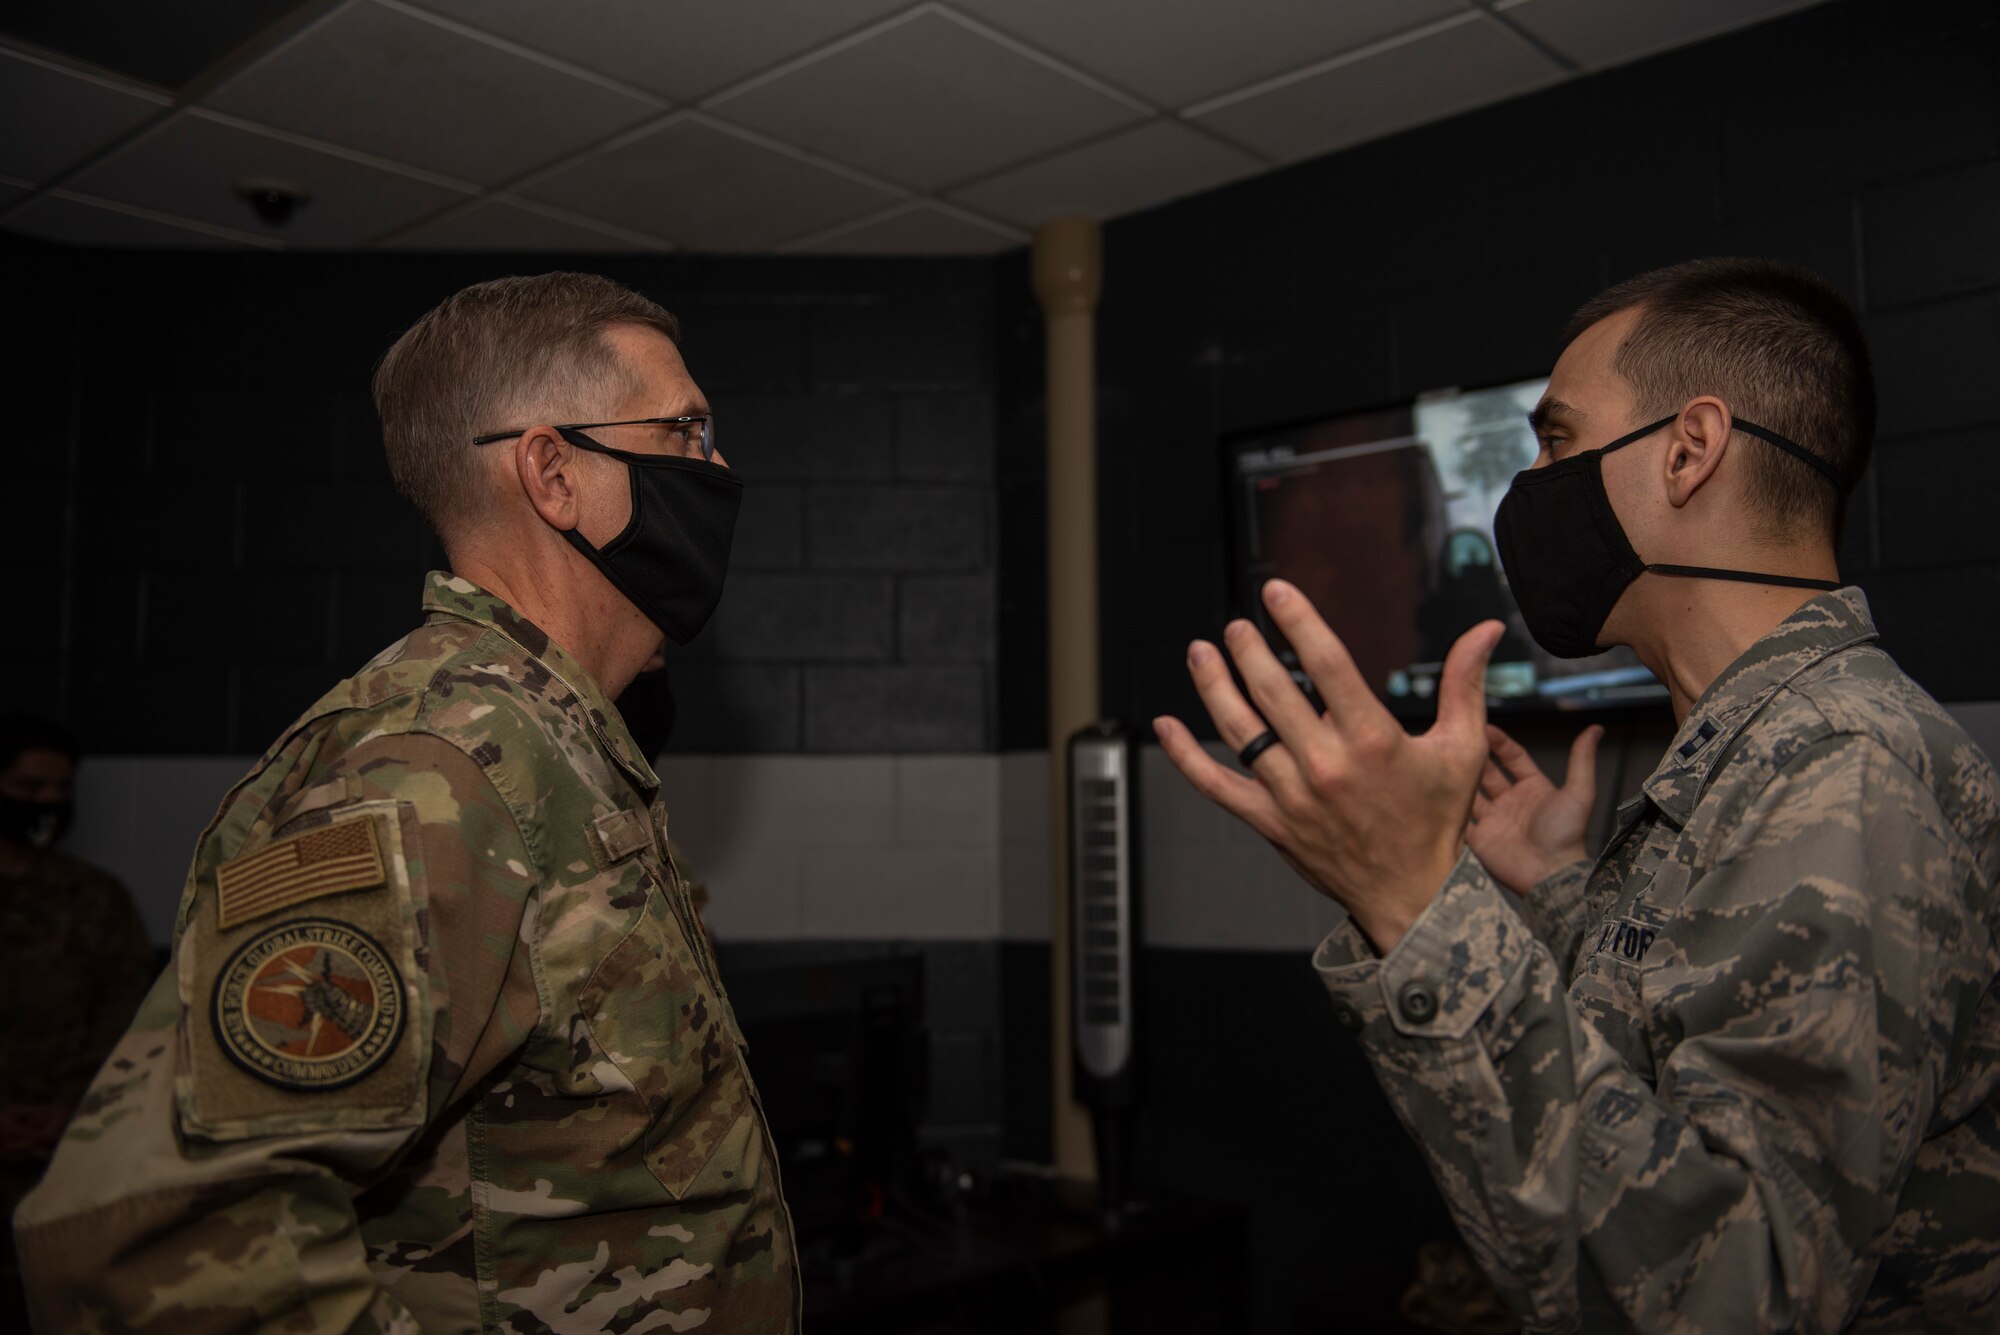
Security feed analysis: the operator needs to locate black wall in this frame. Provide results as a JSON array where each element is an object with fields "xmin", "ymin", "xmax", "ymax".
[
  {"xmin": 995, "ymin": 0, "xmax": 2000, "ymax": 752},
  {"xmin": 10, "ymin": 3, "xmax": 2000, "ymax": 1330},
  {"xmin": 989, "ymin": 1, "xmax": 2000, "ymax": 1329},
  {"xmin": 5, "ymin": 248, "xmax": 999, "ymax": 755}
]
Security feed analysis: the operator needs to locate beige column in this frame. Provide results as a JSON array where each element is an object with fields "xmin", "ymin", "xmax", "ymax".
[{"xmin": 1033, "ymin": 217, "xmax": 1102, "ymax": 1184}]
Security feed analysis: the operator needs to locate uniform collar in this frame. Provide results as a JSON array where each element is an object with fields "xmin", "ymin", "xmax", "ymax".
[
  {"xmin": 421, "ymin": 570, "xmax": 658, "ymax": 796},
  {"xmin": 1636, "ymin": 586, "xmax": 1877, "ymax": 827}
]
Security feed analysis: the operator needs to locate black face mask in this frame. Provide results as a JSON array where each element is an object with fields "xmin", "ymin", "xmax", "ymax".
[
  {"xmin": 1492, "ymin": 415, "xmax": 1844, "ymax": 658},
  {"xmin": 558, "ymin": 427, "xmax": 743, "ymax": 646},
  {"xmin": 0, "ymin": 797, "xmax": 72, "ymax": 850}
]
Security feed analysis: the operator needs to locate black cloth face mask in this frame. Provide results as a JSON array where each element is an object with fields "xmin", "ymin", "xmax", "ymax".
[
  {"xmin": 558, "ymin": 427, "xmax": 743, "ymax": 646},
  {"xmin": 0, "ymin": 797, "xmax": 72, "ymax": 850},
  {"xmin": 1492, "ymin": 414, "xmax": 1844, "ymax": 659}
]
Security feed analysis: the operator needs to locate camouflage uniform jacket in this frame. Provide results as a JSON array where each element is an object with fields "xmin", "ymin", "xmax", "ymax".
[
  {"xmin": 1315, "ymin": 589, "xmax": 2000, "ymax": 1333},
  {"xmin": 15, "ymin": 572, "xmax": 799, "ymax": 1334}
]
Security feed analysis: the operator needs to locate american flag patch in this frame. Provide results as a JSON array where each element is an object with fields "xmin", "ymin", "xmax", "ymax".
[{"xmin": 215, "ymin": 818, "xmax": 387, "ymax": 930}]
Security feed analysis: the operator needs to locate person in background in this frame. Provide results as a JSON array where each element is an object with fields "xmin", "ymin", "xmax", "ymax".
[
  {"xmin": 16, "ymin": 273, "xmax": 796, "ymax": 1332},
  {"xmin": 1158, "ymin": 259, "xmax": 1999, "ymax": 1331},
  {"xmin": 0, "ymin": 714, "xmax": 155, "ymax": 1330}
]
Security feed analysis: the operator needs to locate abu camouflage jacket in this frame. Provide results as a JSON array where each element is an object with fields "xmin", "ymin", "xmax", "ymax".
[
  {"xmin": 15, "ymin": 572, "xmax": 798, "ymax": 1333},
  {"xmin": 1316, "ymin": 589, "xmax": 2000, "ymax": 1333}
]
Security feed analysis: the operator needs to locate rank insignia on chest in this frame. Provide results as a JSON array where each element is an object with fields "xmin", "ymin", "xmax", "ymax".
[
  {"xmin": 211, "ymin": 918, "xmax": 406, "ymax": 1091},
  {"xmin": 215, "ymin": 818, "xmax": 386, "ymax": 929}
]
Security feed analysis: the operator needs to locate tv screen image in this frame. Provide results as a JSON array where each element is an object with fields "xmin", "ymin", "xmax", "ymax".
[{"xmin": 1225, "ymin": 377, "xmax": 1668, "ymax": 715}]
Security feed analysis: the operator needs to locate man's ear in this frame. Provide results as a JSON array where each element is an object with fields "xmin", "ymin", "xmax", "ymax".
[
  {"xmin": 514, "ymin": 425, "xmax": 582, "ymax": 531},
  {"xmin": 1663, "ymin": 397, "xmax": 1732, "ymax": 508}
]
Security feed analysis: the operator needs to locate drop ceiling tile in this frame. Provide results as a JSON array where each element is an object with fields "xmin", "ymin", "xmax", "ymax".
[
  {"xmin": 1497, "ymin": 0, "xmax": 1827, "ymax": 71},
  {"xmin": 0, "ymin": 47, "xmax": 170, "ymax": 185},
  {"xmin": 406, "ymin": 0, "xmax": 909, "ymax": 102},
  {"xmin": 952, "ymin": 0, "xmax": 1469, "ymax": 109},
  {"xmin": 66, "ymin": 112, "xmax": 471, "ymax": 248},
  {"xmin": 202, "ymin": 0, "xmax": 663, "ymax": 186},
  {"xmin": 1190, "ymin": 12, "xmax": 1565, "ymax": 164},
  {"xmin": 2, "ymin": 0, "xmax": 310, "ymax": 91},
  {"xmin": 520, "ymin": 115, "xmax": 903, "ymax": 252},
  {"xmin": 4, "ymin": 191, "xmax": 281, "ymax": 249},
  {"xmin": 385, "ymin": 197, "xmax": 670, "ymax": 251},
  {"xmin": 949, "ymin": 119, "xmax": 1261, "ymax": 229},
  {"xmin": 787, "ymin": 201, "xmax": 1023, "ymax": 254},
  {"xmin": 705, "ymin": 9, "xmax": 1146, "ymax": 191}
]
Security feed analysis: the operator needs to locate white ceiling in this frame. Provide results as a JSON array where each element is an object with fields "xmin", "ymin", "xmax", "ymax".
[{"xmin": 0, "ymin": 0, "xmax": 1824, "ymax": 254}]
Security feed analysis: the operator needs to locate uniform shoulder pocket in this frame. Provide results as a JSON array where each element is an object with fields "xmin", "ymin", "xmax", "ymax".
[{"xmin": 175, "ymin": 798, "xmax": 433, "ymax": 1142}]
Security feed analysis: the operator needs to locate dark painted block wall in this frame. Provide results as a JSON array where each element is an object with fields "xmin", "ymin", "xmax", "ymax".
[
  {"xmin": 724, "ymin": 938, "xmax": 1006, "ymax": 1172},
  {"xmin": 993, "ymin": 0, "xmax": 2000, "ymax": 752},
  {"xmin": 986, "ymin": 2, "xmax": 2000, "ymax": 1329},
  {"xmin": 4, "ymin": 247, "xmax": 999, "ymax": 755}
]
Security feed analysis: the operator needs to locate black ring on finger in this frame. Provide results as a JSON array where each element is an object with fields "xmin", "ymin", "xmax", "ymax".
[{"xmin": 1237, "ymin": 729, "xmax": 1281, "ymax": 768}]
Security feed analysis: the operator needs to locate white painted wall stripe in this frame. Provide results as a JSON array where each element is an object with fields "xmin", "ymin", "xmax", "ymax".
[{"xmin": 61, "ymin": 703, "xmax": 2000, "ymax": 951}]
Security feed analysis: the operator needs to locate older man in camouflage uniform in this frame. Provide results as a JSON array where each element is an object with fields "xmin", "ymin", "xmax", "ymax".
[
  {"xmin": 1157, "ymin": 260, "xmax": 1999, "ymax": 1331},
  {"xmin": 15, "ymin": 273, "xmax": 797, "ymax": 1332}
]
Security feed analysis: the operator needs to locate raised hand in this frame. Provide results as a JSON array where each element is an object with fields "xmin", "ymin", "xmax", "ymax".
[
  {"xmin": 1152, "ymin": 579, "xmax": 1504, "ymax": 955},
  {"xmin": 1466, "ymin": 723, "xmax": 1602, "ymax": 895}
]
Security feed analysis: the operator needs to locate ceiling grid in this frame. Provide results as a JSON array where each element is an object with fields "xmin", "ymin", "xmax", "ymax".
[{"xmin": 0, "ymin": 0, "xmax": 1826, "ymax": 253}]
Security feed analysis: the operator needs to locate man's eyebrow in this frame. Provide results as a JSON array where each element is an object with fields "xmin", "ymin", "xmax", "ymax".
[{"xmin": 1526, "ymin": 397, "xmax": 1581, "ymax": 435}]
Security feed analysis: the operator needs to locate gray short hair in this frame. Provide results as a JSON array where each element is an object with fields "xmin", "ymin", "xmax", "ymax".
[{"xmin": 372, "ymin": 272, "xmax": 681, "ymax": 543}]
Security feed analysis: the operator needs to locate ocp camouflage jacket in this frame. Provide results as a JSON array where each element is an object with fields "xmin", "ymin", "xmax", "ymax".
[{"xmin": 16, "ymin": 571, "xmax": 798, "ymax": 1333}]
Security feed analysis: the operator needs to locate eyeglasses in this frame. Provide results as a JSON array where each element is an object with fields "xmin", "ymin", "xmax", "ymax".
[{"xmin": 471, "ymin": 415, "xmax": 715, "ymax": 463}]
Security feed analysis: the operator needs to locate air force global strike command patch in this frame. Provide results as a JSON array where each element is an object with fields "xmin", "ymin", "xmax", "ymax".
[{"xmin": 212, "ymin": 918, "xmax": 406, "ymax": 1091}]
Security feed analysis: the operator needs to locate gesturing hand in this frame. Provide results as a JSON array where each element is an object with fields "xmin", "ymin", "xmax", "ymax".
[
  {"xmin": 1152, "ymin": 579, "xmax": 1505, "ymax": 955},
  {"xmin": 1466, "ymin": 724, "xmax": 1602, "ymax": 896}
]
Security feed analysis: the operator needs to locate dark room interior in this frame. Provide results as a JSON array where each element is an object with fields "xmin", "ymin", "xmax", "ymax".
[{"xmin": 5, "ymin": 2, "xmax": 1999, "ymax": 1332}]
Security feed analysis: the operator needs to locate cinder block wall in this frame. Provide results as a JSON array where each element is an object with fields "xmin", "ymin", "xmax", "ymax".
[
  {"xmin": 15, "ymin": 2, "xmax": 2000, "ymax": 1327},
  {"xmin": 992, "ymin": 0, "xmax": 2000, "ymax": 752},
  {"xmin": 4, "ymin": 251, "xmax": 999, "ymax": 754},
  {"xmin": 987, "ymin": 1, "xmax": 2000, "ymax": 1328}
]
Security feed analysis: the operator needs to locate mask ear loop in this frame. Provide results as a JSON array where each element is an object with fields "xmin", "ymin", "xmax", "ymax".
[
  {"xmin": 1731, "ymin": 418, "xmax": 1847, "ymax": 487},
  {"xmin": 555, "ymin": 426, "xmax": 649, "ymax": 558},
  {"xmin": 1641, "ymin": 564, "xmax": 1841, "ymax": 591},
  {"xmin": 1597, "ymin": 414, "xmax": 1846, "ymax": 486},
  {"xmin": 1630, "ymin": 415, "xmax": 1845, "ymax": 592},
  {"xmin": 1553, "ymin": 413, "xmax": 1845, "ymax": 594},
  {"xmin": 1595, "ymin": 415, "xmax": 1680, "ymax": 455}
]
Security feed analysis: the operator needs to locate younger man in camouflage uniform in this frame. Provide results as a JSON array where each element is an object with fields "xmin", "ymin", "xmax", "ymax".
[
  {"xmin": 1156, "ymin": 260, "xmax": 1999, "ymax": 1331},
  {"xmin": 15, "ymin": 274, "xmax": 798, "ymax": 1332}
]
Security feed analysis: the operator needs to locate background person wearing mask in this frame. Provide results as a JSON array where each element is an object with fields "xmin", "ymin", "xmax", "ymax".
[
  {"xmin": 1156, "ymin": 259, "xmax": 1999, "ymax": 1332},
  {"xmin": 16, "ymin": 273, "xmax": 797, "ymax": 1333},
  {"xmin": 0, "ymin": 714, "xmax": 155, "ymax": 1330}
]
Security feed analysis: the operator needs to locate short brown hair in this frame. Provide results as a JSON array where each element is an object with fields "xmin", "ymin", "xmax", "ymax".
[
  {"xmin": 373, "ymin": 272, "xmax": 681, "ymax": 543},
  {"xmin": 1565, "ymin": 258, "xmax": 1875, "ymax": 541}
]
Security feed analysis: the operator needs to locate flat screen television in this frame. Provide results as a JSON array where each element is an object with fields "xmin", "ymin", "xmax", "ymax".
[{"xmin": 1223, "ymin": 377, "xmax": 1668, "ymax": 716}]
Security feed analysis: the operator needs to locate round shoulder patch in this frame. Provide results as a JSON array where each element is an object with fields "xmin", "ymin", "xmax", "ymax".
[{"xmin": 211, "ymin": 917, "xmax": 406, "ymax": 1091}]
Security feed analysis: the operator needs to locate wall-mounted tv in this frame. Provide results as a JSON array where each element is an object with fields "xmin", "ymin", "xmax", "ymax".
[{"xmin": 1223, "ymin": 377, "xmax": 1668, "ymax": 716}]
